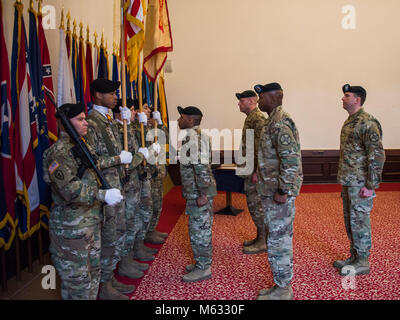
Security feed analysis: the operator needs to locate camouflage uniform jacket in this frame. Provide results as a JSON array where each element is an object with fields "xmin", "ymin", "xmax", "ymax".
[
  {"xmin": 180, "ymin": 126, "xmax": 217, "ymax": 200},
  {"xmin": 86, "ymin": 109, "xmax": 124, "ymax": 189},
  {"xmin": 238, "ymin": 107, "xmax": 266, "ymax": 177},
  {"xmin": 43, "ymin": 132, "xmax": 106, "ymax": 229},
  {"xmin": 337, "ymin": 108, "xmax": 385, "ymax": 189},
  {"xmin": 257, "ymin": 106, "xmax": 303, "ymax": 197},
  {"xmin": 115, "ymin": 121, "xmax": 145, "ymax": 188}
]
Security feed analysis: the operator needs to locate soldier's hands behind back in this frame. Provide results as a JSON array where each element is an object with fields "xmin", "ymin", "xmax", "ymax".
[
  {"xmin": 196, "ymin": 195, "xmax": 208, "ymax": 207},
  {"xmin": 359, "ymin": 187, "xmax": 374, "ymax": 198},
  {"xmin": 119, "ymin": 150, "xmax": 133, "ymax": 164},
  {"xmin": 105, "ymin": 188, "xmax": 123, "ymax": 206},
  {"xmin": 274, "ymin": 192, "xmax": 288, "ymax": 204}
]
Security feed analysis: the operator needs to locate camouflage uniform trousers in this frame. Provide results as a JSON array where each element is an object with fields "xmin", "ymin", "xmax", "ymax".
[
  {"xmin": 261, "ymin": 196, "xmax": 296, "ymax": 288},
  {"xmin": 244, "ymin": 177, "xmax": 265, "ymax": 228},
  {"xmin": 100, "ymin": 200, "xmax": 126, "ymax": 283},
  {"xmin": 122, "ymin": 182, "xmax": 142, "ymax": 256},
  {"xmin": 341, "ymin": 186, "xmax": 375, "ymax": 258},
  {"xmin": 49, "ymin": 224, "xmax": 101, "ymax": 300},
  {"xmin": 136, "ymin": 178, "xmax": 153, "ymax": 240},
  {"xmin": 148, "ymin": 176, "xmax": 164, "ymax": 232},
  {"xmin": 185, "ymin": 198, "xmax": 214, "ymax": 270}
]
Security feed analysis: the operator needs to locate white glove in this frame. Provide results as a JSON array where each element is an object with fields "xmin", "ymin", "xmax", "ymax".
[
  {"xmin": 119, "ymin": 107, "xmax": 131, "ymax": 124},
  {"xmin": 150, "ymin": 142, "xmax": 161, "ymax": 154},
  {"xmin": 152, "ymin": 111, "xmax": 163, "ymax": 125},
  {"xmin": 137, "ymin": 112, "xmax": 147, "ymax": 126},
  {"xmin": 119, "ymin": 150, "xmax": 133, "ymax": 164},
  {"xmin": 104, "ymin": 188, "xmax": 123, "ymax": 206},
  {"xmin": 138, "ymin": 147, "xmax": 149, "ymax": 160}
]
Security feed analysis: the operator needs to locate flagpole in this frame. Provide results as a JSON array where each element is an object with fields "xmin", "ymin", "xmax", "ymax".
[
  {"xmin": 153, "ymin": 74, "xmax": 158, "ymax": 144},
  {"xmin": 120, "ymin": 0, "xmax": 129, "ymax": 173}
]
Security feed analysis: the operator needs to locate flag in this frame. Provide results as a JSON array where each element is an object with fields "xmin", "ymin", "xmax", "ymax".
[
  {"xmin": 143, "ymin": 0, "xmax": 173, "ymax": 83},
  {"xmin": 85, "ymin": 32, "xmax": 94, "ymax": 111},
  {"xmin": 57, "ymin": 27, "xmax": 76, "ymax": 106},
  {"xmin": 11, "ymin": 1, "xmax": 41, "ymax": 238},
  {"xmin": 28, "ymin": 7, "xmax": 51, "ymax": 229},
  {"xmin": 0, "ymin": 0, "xmax": 17, "ymax": 250},
  {"xmin": 78, "ymin": 31, "xmax": 90, "ymax": 112},
  {"xmin": 98, "ymin": 45, "xmax": 109, "ymax": 80},
  {"xmin": 124, "ymin": 0, "xmax": 146, "ymax": 82},
  {"xmin": 93, "ymin": 35, "xmax": 100, "ymax": 82},
  {"xmin": 112, "ymin": 52, "xmax": 120, "ymax": 98},
  {"xmin": 38, "ymin": 9, "xmax": 57, "ymax": 144},
  {"xmin": 71, "ymin": 33, "xmax": 84, "ymax": 104}
]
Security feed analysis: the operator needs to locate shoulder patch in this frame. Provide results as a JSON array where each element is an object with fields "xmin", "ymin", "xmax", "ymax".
[
  {"xmin": 279, "ymin": 133, "xmax": 293, "ymax": 146},
  {"xmin": 54, "ymin": 169, "xmax": 65, "ymax": 181},
  {"xmin": 48, "ymin": 161, "xmax": 60, "ymax": 175}
]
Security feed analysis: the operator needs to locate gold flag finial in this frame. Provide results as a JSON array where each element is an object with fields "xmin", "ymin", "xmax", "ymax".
[
  {"xmin": 38, "ymin": 0, "xmax": 43, "ymax": 14},
  {"xmin": 79, "ymin": 22, "xmax": 84, "ymax": 40},
  {"xmin": 94, "ymin": 31, "xmax": 98, "ymax": 47},
  {"xmin": 66, "ymin": 11, "xmax": 71, "ymax": 32},
  {"xmin": 86, "ymin": 25, "xmax": 90, "ymax": 43},
  {"xmin": 29, "ymin": 0, "xmax": 34, "ymax": 12},
  {"xmin": 73, "ymin": 19, "xmax": 77, "ymax": 36},
  {"xmin": 59, "ymin": 8, "xmax": 65, "ymax": 30},
  {"xmin": 101, "ymin": 32, "xmax": 105, "ymax": 48}
]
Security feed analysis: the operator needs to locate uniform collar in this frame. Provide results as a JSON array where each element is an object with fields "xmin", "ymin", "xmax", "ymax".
[
  {"xmin": 347, "ymin": 107, "xmax": 364, "ymax": 121},
  {"xmin": 93, "ymin": 104, "xmax": 112, "ymax": 119},
  {"xmin": 269, "ymin": 105, "xmax": 282, "ymax": 119}
]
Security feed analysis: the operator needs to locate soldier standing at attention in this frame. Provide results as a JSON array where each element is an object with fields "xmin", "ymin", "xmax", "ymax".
[
  {"xmin": 178, "ymin": 106, "xmax": 217, "ymax": 283},
  {"xmin": 235, "ymin": 90, "xmax": 268, "ymax": 254},
  {"xmin": 145, "ymin": 106, "xmax": 169, "ymax": 245},
  {"xmin": 254, "ymin": 83, "xmax": 303, "ymax": 300},
  {"xmin": 86, "ymin": 78, "xmax": 134, "ymax": 300},
  {"xmin": 43, "ymin": 102, "xmax": 123, "ymax": 300},
  {"xmin": 334, "ymin": 84, "xmax": 385, "ymax": 276}
]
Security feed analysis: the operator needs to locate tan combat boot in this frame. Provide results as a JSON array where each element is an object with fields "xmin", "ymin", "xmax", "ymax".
[
  {"xmin": 111, "ymin": 274, "xmax": 135, "ymax": 294},
  {"xmin": 333, "ymin": 249, "xmax": 357, "ymax": 269},
  {"xmin": 185, "ymin": 264, "xmax": 195, "ymax": 273},
  {"xmin": 118, "ymin": 256, "xmax": 145, "ymax": 279},
  {"xmin": 243, "ymin": 226, "xmax": 267, "ymax": 254},
  {"xmin": 340, "ymin": 257, "xmax": 370, "ymax": 276},
  {"xmin": 145, "ymin": 231, "xmax": 165, "ymax": 244},
  {"xmin": 133, "ymin": 239, "xmax": 155, "ymax": 261},
  {"xmin": 182, "ymin": 267, "xmax": 211, "ymax": 282},
  {"xmin": 129, "ymin": 251, "xmax": 149, "ymax": 271},
  {"xmin": 98, "ymin": 280, "xmax": 129, "ymax": 300},
  {"xmin": 257, "ymin": 285, "xmax": 293, "ymax": 300}
]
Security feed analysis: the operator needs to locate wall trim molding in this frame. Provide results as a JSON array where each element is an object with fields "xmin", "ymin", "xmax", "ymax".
[{"xmin": 167, "ymin": 149, "xmax": 400, "ymax": 185}]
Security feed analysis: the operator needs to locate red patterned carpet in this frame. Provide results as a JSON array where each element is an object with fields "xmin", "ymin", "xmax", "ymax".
[{"xmin": 127, "ymin": 184, "xmax": 400, "ymax": 300}]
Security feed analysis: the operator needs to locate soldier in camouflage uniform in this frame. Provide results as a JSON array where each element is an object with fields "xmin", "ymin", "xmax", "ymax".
[
  {"xmin": 130, "ymin": 102, "xmax": 163, "ymax": 261},
  {"xmin": 254, "ymin": 83, "xmax": 303, "ymax": 300},
  {"xmin": 145, "ymin": 106, "xmax": 169, "ymax": 245},
  {"xmin": 43, "ymin": 103, "xmax": 123, "ymax": 300},
  {"xmin": 334, "ymin": 84, "xmax": 385, "ymax": 276},
  {"xmin": 86, "ymin": 79, "xmax": 134, "ymax": 300},
  {"xmin": 178, "ymin": 106, "xmax": 217, "ymax": 283},
  {"xmin": 235, "ymin": 89, "xmax": 268, "ymax": 254}
]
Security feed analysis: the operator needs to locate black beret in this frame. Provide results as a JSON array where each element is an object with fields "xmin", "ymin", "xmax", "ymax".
[
  {"xmin": 235, "ymin": 90, "xmax": 257, "ymax": 100},
  {"xmin": 254, "ymin": 82, "xmax": 282, "ymax": 94},
  {"xmin": 90, "ymin": 78, "xmax": 120, "ymax": 95},
  {"xmin": 342, "ymin": 84, "xmax": 367, "ymax": 99},
  {"xmin": 114, "ymin": 98, "xmax": 135, "ymax": 113},
  {"xmin": 177, "ymin": 106, "xmax": 203, "ymax": 117},
  {"xmin": 55, "ymin": 102, "xmax": 86, "ymax": 119}
]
